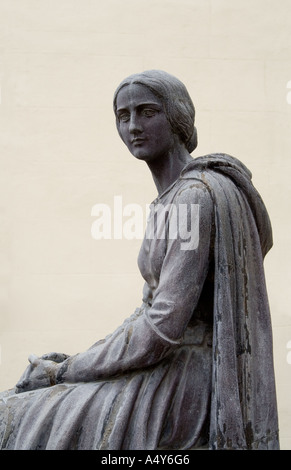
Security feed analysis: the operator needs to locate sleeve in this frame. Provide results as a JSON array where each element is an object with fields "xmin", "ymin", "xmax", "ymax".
[{"xmin": 57, "ymin": 183, "xmax": 214, "ymax": 384}]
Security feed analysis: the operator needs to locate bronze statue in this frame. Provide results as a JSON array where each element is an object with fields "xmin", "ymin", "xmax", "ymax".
[{"xmin": 0, "ymin": 70, "xmax": 279, "ymax": 450}]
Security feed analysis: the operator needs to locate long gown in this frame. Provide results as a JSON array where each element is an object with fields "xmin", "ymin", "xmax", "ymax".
[{"xmin": 0, "ymin": 154, "xmax": 279, "ymax": 450}]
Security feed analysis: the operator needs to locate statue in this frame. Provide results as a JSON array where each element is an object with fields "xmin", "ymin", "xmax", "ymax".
[{"xmin": 0, "ymin": 70, "xmax": 279, "ymax": 450}]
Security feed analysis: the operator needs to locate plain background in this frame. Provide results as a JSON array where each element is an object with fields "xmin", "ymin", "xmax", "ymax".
[{"xmin": 0, "ymin": 0, "xmax": 290, "ymax": 449}]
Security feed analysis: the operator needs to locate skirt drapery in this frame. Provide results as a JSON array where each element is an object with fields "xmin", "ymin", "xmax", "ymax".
[{"xmin": 0, "ymin": 321, "xmax": 212, "ymax": 450}]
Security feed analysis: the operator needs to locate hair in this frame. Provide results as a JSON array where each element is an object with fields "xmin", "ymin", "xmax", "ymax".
[{"xmin": 113, "ymin": 70, "xmax": 198, "ymax": 153}]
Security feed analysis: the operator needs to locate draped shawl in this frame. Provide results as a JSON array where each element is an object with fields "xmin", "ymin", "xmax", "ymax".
[{"xmin": 180, "ymin": 153, "xmax": 279, "ymax": 449}]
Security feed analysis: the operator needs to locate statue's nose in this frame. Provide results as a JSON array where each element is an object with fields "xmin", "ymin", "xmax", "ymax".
[{"xmin": 129, "ymin": 113, "xmax": 143, "ymax": 134}]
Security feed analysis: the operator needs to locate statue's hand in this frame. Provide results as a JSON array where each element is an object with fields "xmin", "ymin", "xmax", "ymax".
[
  {"xmin": 40, "ymin": 352, "xmax": 70, "ymax": 363},
  {"xmin": 15, "ymin": 354, "xmax": 63, "ymax": 394}
]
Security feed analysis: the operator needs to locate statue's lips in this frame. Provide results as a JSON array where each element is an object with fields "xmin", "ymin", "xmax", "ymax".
[{"xmin": 131, "ymin": 138, "xmax": 146, "ymax": 145}]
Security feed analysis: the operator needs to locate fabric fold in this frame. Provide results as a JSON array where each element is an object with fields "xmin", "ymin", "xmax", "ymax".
[
  {"xmin": 0, "ymin": 153, "xmax": 279, "ymax": 450},
  {"xmin": 181, "ymin": 153, "xmax": 278, "ymax": 449}
]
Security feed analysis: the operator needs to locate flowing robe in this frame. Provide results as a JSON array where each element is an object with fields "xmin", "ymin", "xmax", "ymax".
[{"xmin": 0, "ymin": 154, "xmax": 279, "ymax": 450}]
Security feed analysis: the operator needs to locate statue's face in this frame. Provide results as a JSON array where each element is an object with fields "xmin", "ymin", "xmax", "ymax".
[{"xmin": 115, "ymin": 83, "xmax": 175, "ymax": 162}]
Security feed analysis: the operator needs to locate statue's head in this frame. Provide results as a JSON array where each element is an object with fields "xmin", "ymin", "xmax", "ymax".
[{"xmin": 113, "ymin": 70, "xmax": 198, "ymax": 153}]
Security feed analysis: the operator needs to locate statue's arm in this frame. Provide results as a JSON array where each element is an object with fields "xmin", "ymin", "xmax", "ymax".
[
  {"xmin": 57, "ymin": 184, "xmax": 214, "ymax": 384},
  {"xmin": 17, "ymin": 184, "xmax": 213, "ymax": 391}
]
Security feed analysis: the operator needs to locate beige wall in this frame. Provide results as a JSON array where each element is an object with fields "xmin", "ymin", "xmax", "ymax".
[{"xmin": 0, "ymin": 0, "xmax": 291, "ymax": 449}]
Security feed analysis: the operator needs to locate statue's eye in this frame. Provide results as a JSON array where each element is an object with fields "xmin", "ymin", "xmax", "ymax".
[
  {"xmin": 142, "ymin": 109, "xmax": 157, "ymax": 118},
  {"xmin": 118, "ymin": 112, "xmax": 130, "ymax": 123}
]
